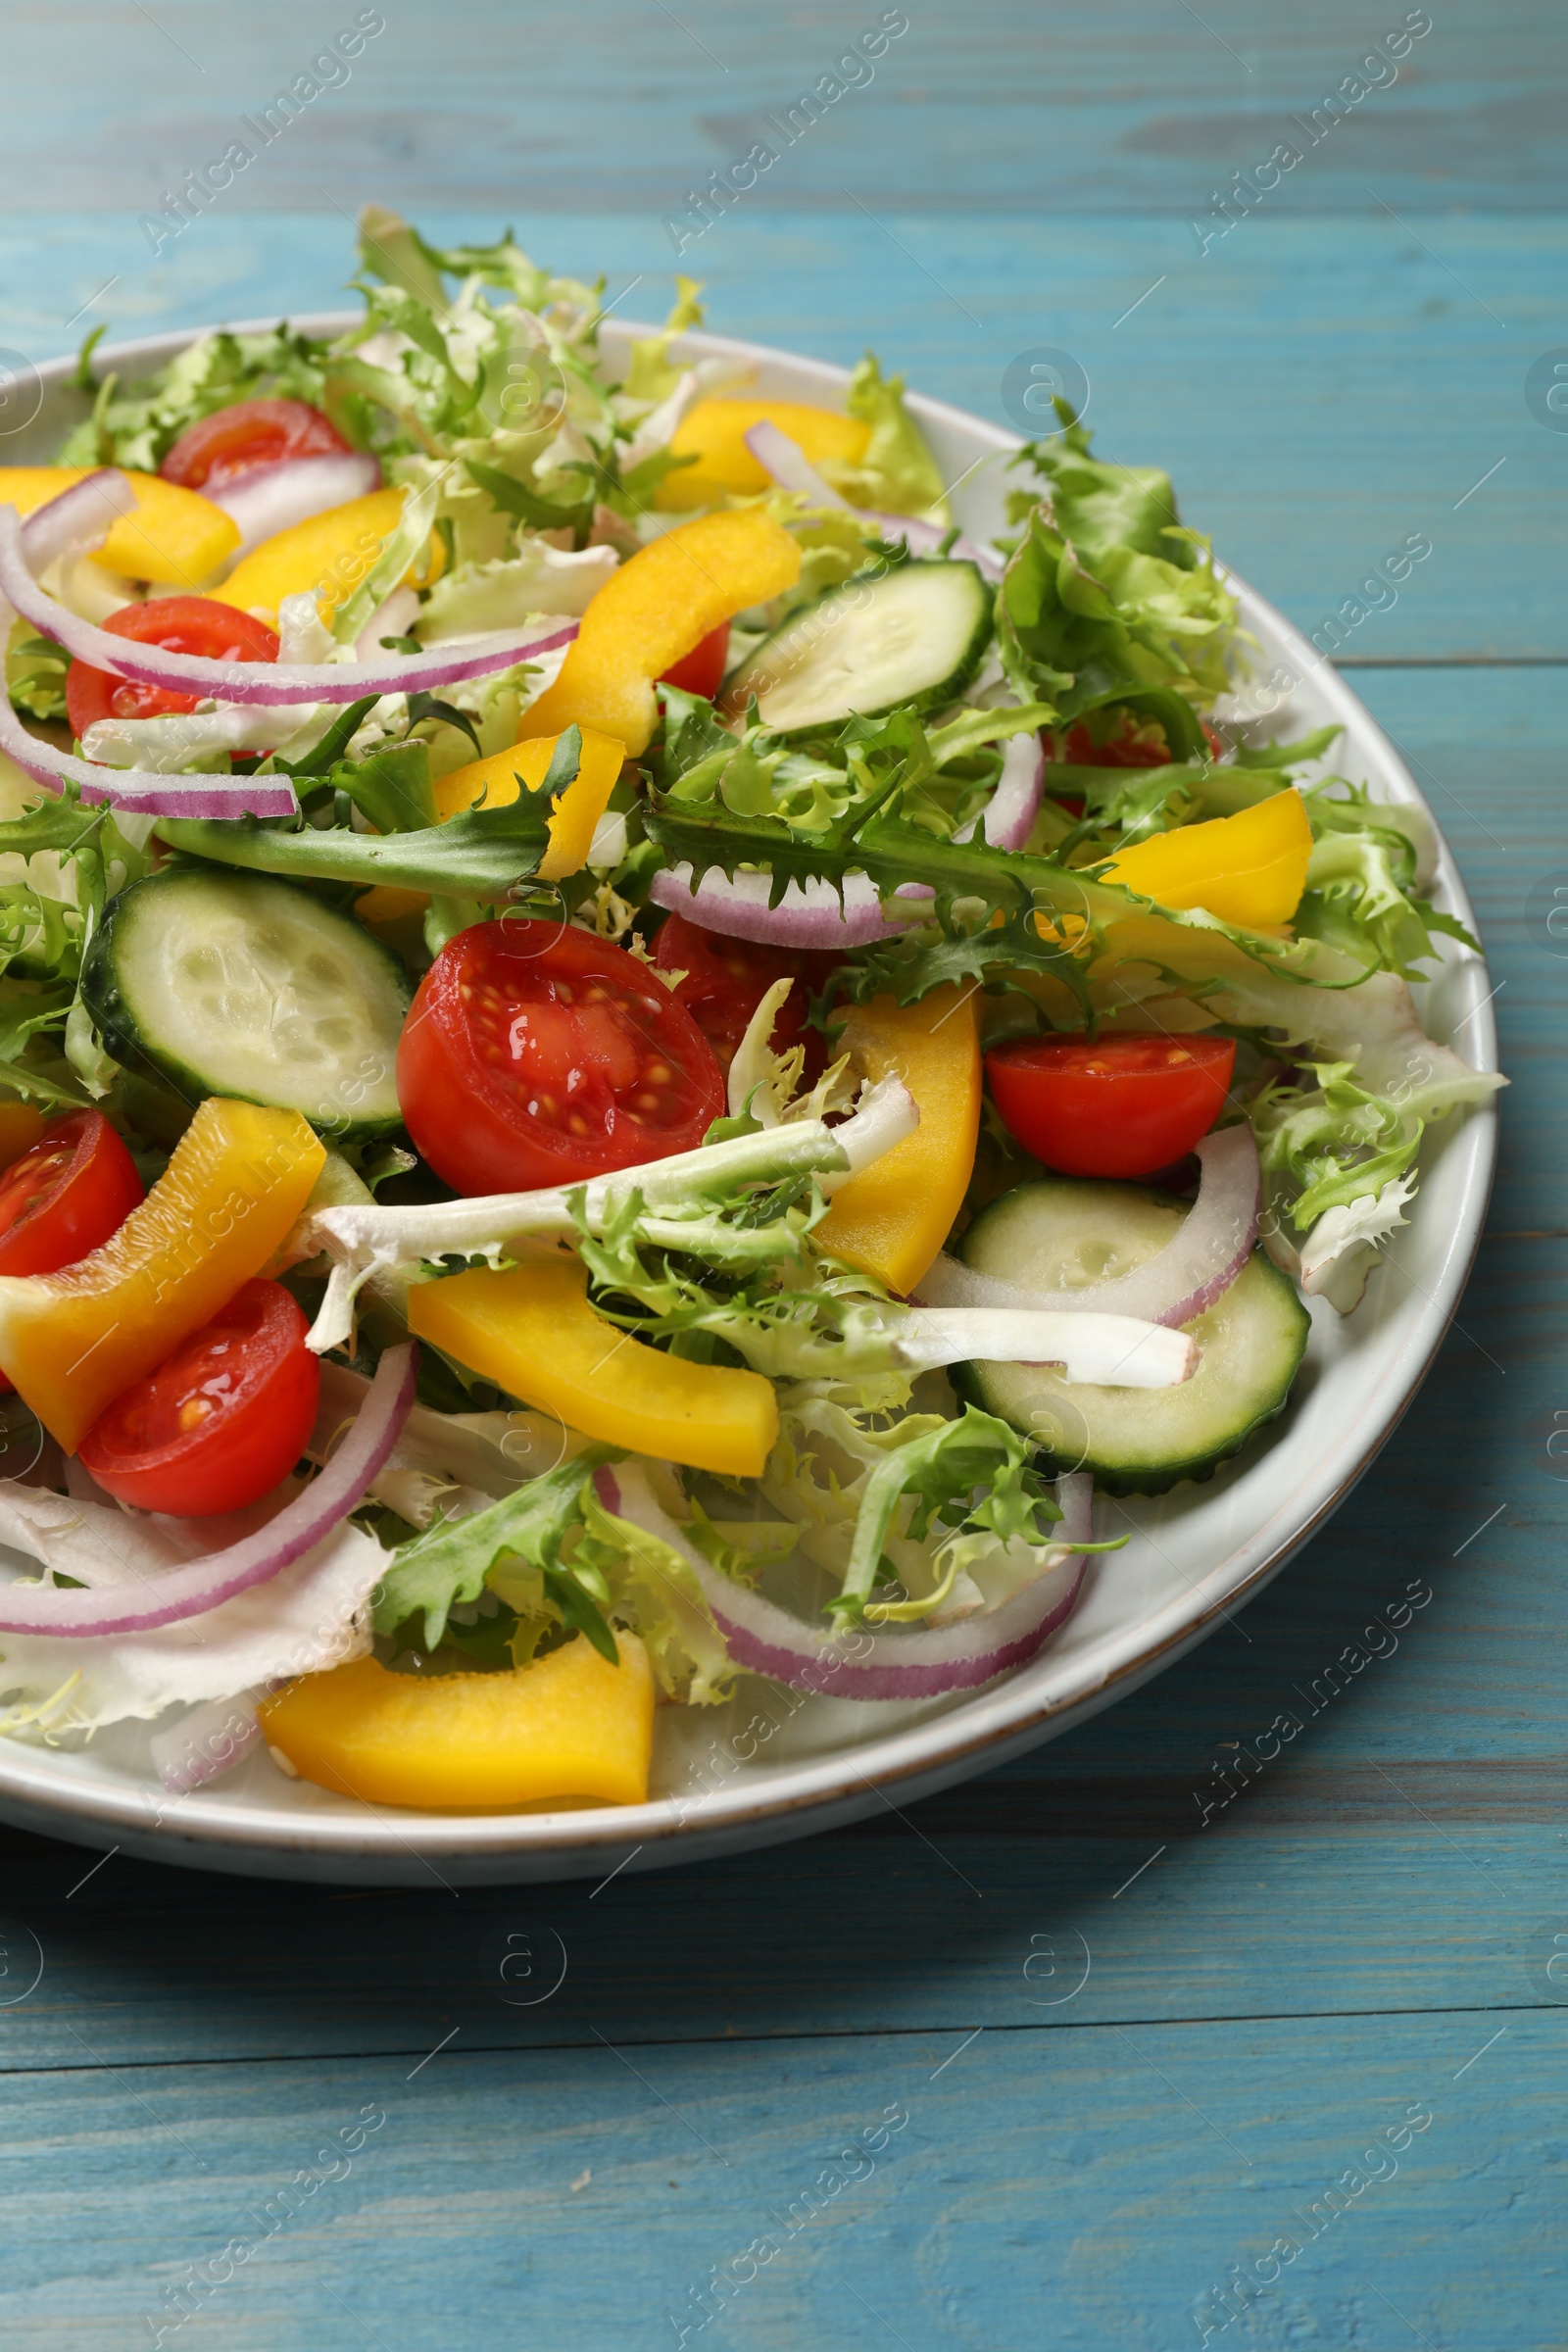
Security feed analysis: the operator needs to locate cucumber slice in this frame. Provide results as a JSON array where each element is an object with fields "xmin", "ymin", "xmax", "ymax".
[
  {"xmin": 952, "ymin": 1177, "xmax": 1310, "ymax": 1495},
  {"xmin": 723, "ymin": 561, "xmax": 992, "ymax": 733},
  {"xmin": 84, "ymin": 868, "xmax": 412, "ymax": 1140}
]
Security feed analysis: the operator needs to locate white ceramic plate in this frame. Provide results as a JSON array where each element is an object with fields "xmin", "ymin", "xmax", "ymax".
[{"xmin": 0, "ymin": 317, "xmax": 1497, "ymax": 1885}]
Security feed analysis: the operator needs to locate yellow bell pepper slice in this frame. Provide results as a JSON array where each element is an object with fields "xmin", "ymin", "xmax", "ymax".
[
  {"xmin": 408, "ymin": 1257, "xmax": 778, "ymax": 1478},
  {"xmin": 654, "ymin": 398, "xmax": 872, "ymax": 512},
  {"xmin": 215, "ymin": 486, "xmax": 445, "ymax": 627},
  {"xmin": 814, "ymin": 985, "xmax": 982, "ymax": 1295},
  {"xmin": 0, "ymin": 466, "xmax": 239, "ymax": 586},
  {"xmin": 517, "ymin": 508, "xmax": 801, "ymax": 757},
  {"xmin": 259, "ymin": 1634, "xmax": 656, "ymax": 1810},
  {"xmin": 0, "ymin": 1099, "xmax": 323, "ymax": 1452},
  {"xmin": 432, "ymin": 724, "xmax": 627, "ymax": 880},
  {"xmin": 1102, "ymin": 789, "xmax": 1314, "ymax": 930}
]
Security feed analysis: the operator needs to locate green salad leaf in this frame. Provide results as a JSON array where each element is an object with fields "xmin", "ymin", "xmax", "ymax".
[
  {"xmin": 370, "ymin": 1446, "xmax": 742, "ymax": 1703},
  {"xmin": 998, "ymin": 502, "xmax": 1237, "ymax": 728},
  {"xmin": 819, "ymin": 355, "xmax": 951, "ymax": 522},
  {"xmin": 832, "ymin": 1405, "xmax": 1062, "ymax": 1624},
  {"xmin": 622, "ymin": 276, "xmax": 706, "ymax": 404},
  {"xmin": 152, "ymin": 779, "xmax": 558, "ymax": 899},
  {"xmin": 372, "ymin": 1451, "xmax": 614, "ymax": 1654}
]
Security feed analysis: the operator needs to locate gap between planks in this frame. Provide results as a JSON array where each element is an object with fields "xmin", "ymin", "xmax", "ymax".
[{"xmin": 0, "ymin": 2002, "xmax": 1547, "ymax": 2084}]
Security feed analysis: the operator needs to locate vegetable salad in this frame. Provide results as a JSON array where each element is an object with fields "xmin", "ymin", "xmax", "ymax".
[{"xmin": 0, "ymin": 206, "xmax": 1500, "ymax": 1812}]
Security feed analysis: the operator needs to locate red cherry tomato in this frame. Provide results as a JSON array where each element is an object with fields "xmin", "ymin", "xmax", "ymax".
[
  {"xmin": 158, "ymin": 397, "xmax": 353, "ymax": 493},
  {"xmin": 985, "ymin": 1033, "xmax": 1237, "ymax": 1180},
  {"xmin": 65, "ymin": 597, "xmax": 280, "ymax": 738},
  {"xmin": 0, "ymin": 1108, "xmax": 144, "ymax": 1396},
  {"xmin": 651, "ymin": 910, "xmax": 834, "ymax": 1077},
  {"xmin": 397, "ymin": 919, "xmax": 727, "ymax": 1196},
  {"xmin": 0, "ymin": 1108, "xmax": 142, "ymax": 1277},
  {"xmin": 78, "ymin": 1280, "xmax": 319, "ymax": 1517},
  {"xmin": 658, "ymin": 621, "xmax": 731, "ymax": 701}
]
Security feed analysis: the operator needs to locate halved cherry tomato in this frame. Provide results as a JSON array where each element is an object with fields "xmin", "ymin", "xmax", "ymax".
[
  {"xmin": 651, "ymin": 910, "xmax": 834, "ymax": 1077},
  {"xmin": 397, "ymin": 918, "xmax": 726, "ymax": 1196},
  {"xmin": 158, "ymin": 397, "xmax": 352, "ymax": 494},
  {"xmin": 78, "ymin": 1278, "xmax": 319, "ymax": 1517},
  {"xmin": 0, "ymin": 1108, "xmax": 144, "ymax": 1396},
  {"xmin": 0, "ymin": 1108, "xmax": 143, "ymax": 1278},
  {"xmin": 985, "ymin": 1032, "xmax": 1236, "ymax": 1179},
  {"xmin": 65, "ymin": 597, "xmax": 280, "ymax": 738},
  {"xmin": 658, "ymin": 620, "xmax": 731, "ymax": 702}
]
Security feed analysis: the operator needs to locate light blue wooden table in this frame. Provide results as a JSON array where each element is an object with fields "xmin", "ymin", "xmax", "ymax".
[{"xmin": 1, "ymin": 7, "xmax": 1565, "ymax": 2345}]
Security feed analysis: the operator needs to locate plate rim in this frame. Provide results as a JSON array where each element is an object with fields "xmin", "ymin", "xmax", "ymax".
[{"xmin": 0, "ymin": 315, "xmax": 1499, "ymax": 1880}]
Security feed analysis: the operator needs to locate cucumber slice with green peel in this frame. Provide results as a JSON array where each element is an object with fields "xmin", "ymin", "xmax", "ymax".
[
  {"xmin": 951, "ymin": 1177, "xmax": 1311, "ymax": 1496},
  {"xmin": 722, "ymin": 561, "xmax": 993, "ymax": 733},
  {"xmin": 83, "ymin": 868, "xmax": 412, "ymax": 1140}
]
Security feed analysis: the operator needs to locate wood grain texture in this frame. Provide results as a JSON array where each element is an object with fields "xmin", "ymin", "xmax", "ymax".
[
  {"xmin": 0, "ymin": 2021, "xmax": 1553, "ymax": 2351},
  {"xmin": 0, "ymin": 6, "xmax": 1564, "ymax": 2345},
  {"xmin": 0, "ymin": 3, "xmax": 1562, "ymax": 213}
]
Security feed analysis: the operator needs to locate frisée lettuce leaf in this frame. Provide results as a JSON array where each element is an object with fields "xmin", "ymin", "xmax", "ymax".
[
  {"xmin": 369, "ymin": 1448, "xmax": 742, "ymax": 1703},
  {"xmin": 816, "ymin": 355, "xmax": 952, "ymax": 523}
]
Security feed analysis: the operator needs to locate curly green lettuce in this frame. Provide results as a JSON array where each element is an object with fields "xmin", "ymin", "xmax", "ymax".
[
  {"xmin": 761, "ymin": 1389, "xmax": 1115, "ymax": 1627},
  {"xmin": 370, "ymin": 1448, "xmax": 741, "ymax": 1703},
  {"xmin": 816, "ymin": 355, "xmax": 951, "ymax": 523}
]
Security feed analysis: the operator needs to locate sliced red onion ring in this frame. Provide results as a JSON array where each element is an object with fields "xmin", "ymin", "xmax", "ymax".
[
  {"xmin": 0, "ymin": 686, "xmax": 299, "ymax": 818},
  {"xmin": 22, "ymin": 469, "xmax": 141, "ymax": 572},
  {"xmin": 213, "ymin": 452, "xmax": 383, "ymax": 557},
  {"xmin": 744, "ymin": 420, "xmax": 850, "ymax": 511},
  {"xmin": 149, "ymin": 1693, "xmax": 262, "ymax": 1793},
  {"xmin": 0, "ymin": 496, "xmax": 577, "ymax": 706},
  {"xmin": 648, "ymin": 861, "xmax": 932, "ymax": 950},
  {"xmin": 916, "ymin": 1124, "xmax": 1261, "ymax": 1330},
  {"xmin": 602, "ymin": 1460, "xmax": 1096, "ymax": 1701},
  {"xmin": 954, "ymin": 728, "xmax": 1045, "ymax": 852},
  {"xmin": 0, "ymin": 1344, "xmax": 416, "ymax": 1637}
]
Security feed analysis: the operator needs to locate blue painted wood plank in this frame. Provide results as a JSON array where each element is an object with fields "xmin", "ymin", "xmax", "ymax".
[
  {"xmin": 0, "ymin": 2015, "xmax": 1553, "ymax": 2350},
  {"xmin": 0, "ymin": 208, "xmax": 1558, "ymax": 660},
  {"xmin": 0, "ymin": 1810, "xmax": 1556, "ymax": 2064},
  {"xmin": 0, "ymin": 1, "xmax": 1561, "ymax": 214}
]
